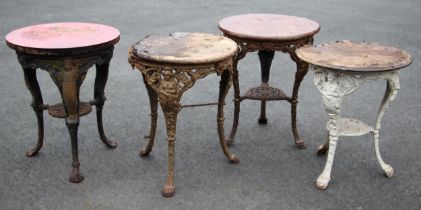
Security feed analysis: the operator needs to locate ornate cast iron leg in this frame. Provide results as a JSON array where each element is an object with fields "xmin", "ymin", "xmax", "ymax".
[
  {"xmin": 226, "ymin": 58, "xmax": 241, "ymax": 146},
  {"xmin": 373, "ymin": 74, "xmax": 399, "ymax": 177},
  {"xmin": 94, "ymin": 62, "xmax": 117, "ymax": 148},
  {"xmin": 94, "ymin": 62, "xmax": 117, "ymax": 149},
  {"xmin": 257, "ymin": 50, "xmax": 275, "ymax": 124},
  {"xmin": 160, "ymin": 106, "xmax": 179, "ymax": 197},
  {"xmin": 289, "ymin": 52, "xmax": 309, "ymax": 149},
  {"xmin": 313, "ymin": 69, "xmax": 360, "ymax": 190},
  {"xmin": 218, "ymin": 70, "xmax": 239, "ymax": 163},
  {"xmin": 316, "ymin": 94, "xmax": 342, "ymax": 190},
  {"xmin": 22, "ymin": 67, "xmax": 45, "ymax": 157},
  {"xmin": 139, "ymin": 75, "xmax": 158, "ymax": 156},
  {"xmin": 61, "ymin": 66, "xmax": 84, "ymax": 183}
]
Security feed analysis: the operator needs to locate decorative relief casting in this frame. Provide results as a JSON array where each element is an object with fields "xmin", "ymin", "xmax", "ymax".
[
  {"xmin": 16, "ymin": 47, "xmax": 116, "ymax": 184},
  {"xmin": 312, "ymin": 65, "xmax": 400, "ymax": 190},
  {"xmin": 129, "ymin": 48, "xmax": 238, "ymax": 197},
  {"xmin": 223, "ymin": 34, "xmax": 314, "ymax": 148}
]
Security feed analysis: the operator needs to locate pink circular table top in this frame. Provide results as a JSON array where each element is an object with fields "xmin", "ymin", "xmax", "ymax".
[
  {"xmin": 6, "ymin": 22, "xmax": 120, "ymax": 52},
  {"xmin": 219, "ymin": 14, "xmax": 320, "ymax": 41}
]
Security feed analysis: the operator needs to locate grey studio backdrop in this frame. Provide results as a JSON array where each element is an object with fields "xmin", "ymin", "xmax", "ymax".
[{"xmin": 0, "ymin": 0, "xmax": 420, "ymax": 209}]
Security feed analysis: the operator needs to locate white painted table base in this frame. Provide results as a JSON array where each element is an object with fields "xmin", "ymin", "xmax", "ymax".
[{"xmin": 312, "ymin": 66, "xmax": 400, "ymax": 189}]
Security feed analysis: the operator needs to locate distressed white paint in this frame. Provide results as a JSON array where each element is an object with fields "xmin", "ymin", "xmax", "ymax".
[{"xmin": 312, "ymin": 66, "xmax": 400, "ymax": 190}]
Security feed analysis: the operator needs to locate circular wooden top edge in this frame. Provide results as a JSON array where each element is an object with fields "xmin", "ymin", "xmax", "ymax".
[
  {"xmin": 306, "ymin": 59, "xmax": 412, "ymax": 72},
  {"xmin": 5, "ymin": 22, "xmax": 120, "ymax": 52},
  {"xmin": 6, "ymin": 36, "xmax": 120, "ymax": 55},
  {"xmin": 296, "ymin": 41, "xmax": 413, "ymax": 72},
  {"xmin": 219, "ymin": 26, "xmax": 320, "ymax": 42},
  {"xmin": 218, "ymin": 14, "xmax": 320, "ymax": 41},
  {"xmin": 131, "ymin": 32, "xmax": 238, "ymax": 65}
]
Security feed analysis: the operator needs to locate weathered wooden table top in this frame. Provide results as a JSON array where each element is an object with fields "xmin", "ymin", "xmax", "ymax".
[
  {"xmin": 296, "ymin": 40, "xmax": 412, "ymax": 72},
  {"xmin": 218, "ymin": 14, "xmax": 320, "ymax": 41},
  {"xmin": 6, "ymin": 22, "xmax": 120, "ymax": 53},
  {"xmin": 132, "ymin": 32, "xmax": 238, "ymax": 64}
]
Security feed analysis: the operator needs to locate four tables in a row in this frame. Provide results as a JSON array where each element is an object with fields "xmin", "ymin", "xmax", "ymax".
[{"xmin": 5, "ymin": 14, "xmax": 412, "ymax": 197}]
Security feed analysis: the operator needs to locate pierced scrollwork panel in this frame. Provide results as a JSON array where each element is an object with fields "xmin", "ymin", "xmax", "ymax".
[
  {"xmin": 16, "ymin": 48, "xmax": 113, "ymax": 88},
  {"xmin": 313, "ymin": 66, "xmax": 401, "ymax": 135},
  {"xmin": 225, "ymin": 35, "xmax": 314, "ymax": 61},
  {"xmin": 129, "ymin": 53, "xmax": 233, "ymax": 95}
]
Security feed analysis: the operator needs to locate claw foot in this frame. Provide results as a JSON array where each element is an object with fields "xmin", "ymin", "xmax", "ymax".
[
  {"xmin": 69, "ymin": 171, "xmax": 84, "ymax": 183},
  {"xmin": 383, "ymin": 165, "xmax": 394, "ymax": 178},
  {"xmin": 316, "ymin": 144, "xmax": 329, "ymax": 155},
  {"xmin": 316, "ymin": 175, "xmax": 330, "ymax": 190},
  {"xmin": 104, "ymin": 139, "xmax": 118, "ymax": 149},
  {"xmin": 162, "ymin": 183, "xmax": 176, "ymax": 197},
  {"xmin": 229, "ymin": 154, "xmax": 240, "ymax": 164},
  {"xmin": 139, "ymin": 149, "xmax": 151, "ymax": 157},
  {"xmin": 295, "ymin": 139, "xmax": 306, "ymax": 149},
  {"xmin": 25, "ymin": 148, "xmax": 40, "ymax": 157}
]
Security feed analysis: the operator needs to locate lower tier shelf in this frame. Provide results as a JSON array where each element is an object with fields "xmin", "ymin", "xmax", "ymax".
[
  {"xmin": 241, "ymin": 83, "xmax": 291, "ymax": 101},
  {"xmin": 48, "ymin": 102, "xmax": 92, "ymax": 118},
  {"xmin": 336, "ymin": 118, "xmax": 374, "ymax": 136}
]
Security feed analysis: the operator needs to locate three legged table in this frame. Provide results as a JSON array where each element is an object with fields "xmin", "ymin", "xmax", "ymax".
[
  {"xmin": 296, "ymin": 40, "xmax": 412, "ymax": 189},
  {"xmin": 6, "ymin": 22, "xmax": 120, "ymax": 183},
  {"xmin": 128, "ymin": 33, "xmax": 239, "ymax": 197},
  {"xmin": 218, "ymin": 14, "xmax": 320, "ymax": 148}
]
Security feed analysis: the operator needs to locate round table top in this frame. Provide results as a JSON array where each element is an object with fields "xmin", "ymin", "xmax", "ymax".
[
  {"xmin": 132, "ymin": 32, "xmax": 238, "ymax": 64},
  {"xmin": 296, "ymin": 40, "xmax": 412, "ymax": 72},
  {"xmin": 218, "ymin": 14, "xmax": 320, "ymax": 41},
  {"xmin": 6, "ymin": 22, "xmax": 120, "ymax": 54}
]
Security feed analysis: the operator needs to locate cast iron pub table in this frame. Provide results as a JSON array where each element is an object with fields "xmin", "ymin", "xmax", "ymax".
[
  {"xmin": 6, "ymin": 22, "xmax": 120, "ymax": 183},
  {"xmin": 129, "ymin": 33, "xmax": 238, "ymax": 197},
  {"xmin": 296, "ymin": 40, "xmax": 412, "ymax": 189},
  {"xmin": 218, "ymin": 14, "xmax": 320, "ymax": 148}
]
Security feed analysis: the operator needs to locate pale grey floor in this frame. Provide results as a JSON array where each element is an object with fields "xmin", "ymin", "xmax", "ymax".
[{"xmin": 0, "ymin": 0, "xmax": 420, "ymax": 209}]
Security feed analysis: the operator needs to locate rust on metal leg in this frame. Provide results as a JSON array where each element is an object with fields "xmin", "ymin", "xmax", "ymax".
[
  {"xmin": 226, "ymin": 58, "xmax": 241, "ymax": 146},
  {"xmin": 62, "ymin": 61, "xmax": 84, "ymax": 183},
  {"xmin": 220, "ymin": 33, "xmax": 316, "ymax": 147},
  {"xmin": 155, "ymin": 70, "xmax": 182, "ymax": 197},
  {"xmin": 218, "ymin": 69, "xmax": 239, "ymax": 163},
  {"xmin": 94, "ymin": 60, "xmax": 117, "ymax": 149},
  {"xmin": 22, "ymin": 67, "xmax": 45, "ymax": 157},
  {"xmin": 161, "ymin": 110, "xmax": 178, "ymax": 197},
  {"xmin": 67, "ymin": 122, "xmax": 83, "ymax": 183},
  {"xmin": 140, "ymin": 75, "xmax": 159, "ymax": 156},
  {"xmin": 289, "ymin": 52, "xmax": 309, "ymax": 149},
  {"xmin": 6, "ymin": 23, "xmax": 120, "ymax": 183},
  {"xmin": 128, "ymin": 33, "xmax": 238, "ymax": 197}
]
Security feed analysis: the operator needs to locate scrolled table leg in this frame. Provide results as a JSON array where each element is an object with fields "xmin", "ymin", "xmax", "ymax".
[
  {"xmin": 161, "ymin": 109, "xmax": 178, "ymax": 197},
  {"xmin": 22, "ymin": 66, "xmax": 45, "ymax": 157},
  {"xmin": 94, "ymin": 61, "xmax": 117, "ymax": 148},
  {"xmin": 373, "ymin": 72, "xmax": 400, "ymax": 178},
  {"xmin": 218, "ymin": 69, "xmax": 239, "ymax": 163},
  {"xmin": 139, "ymin": 75, "xmax": 158, "ymax": 156},
  {"xmin": 313, "ymin": 69, "xmax": 350, "ymax": 190},
  {"xmin": 289, "ymin": 52, "xmax": 309, "ymax": 149},
  {"xmin": 226, "ymin": 59, "xmax": 241, "ymax": 146},
  {"xmin": 61, "ymin": 68, "xmax": 84, "ymax": 183}
]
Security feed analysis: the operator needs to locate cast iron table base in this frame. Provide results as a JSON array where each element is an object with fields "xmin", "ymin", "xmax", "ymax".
[
  {"xmin": 296, "ymin": 40, "xmax": 412, "ymax": 189},
  {"xmin": 218, "ymin": 14, "xmax": 320, "ymax": 148},
  {"xmin": 6, "ymin": 22, "xmax": 120, "ymax": 183},
  {"xmin": 129, "ymin": 33, "xmax": 238, "ymax": 197}
]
